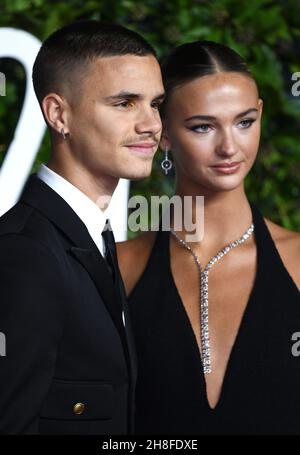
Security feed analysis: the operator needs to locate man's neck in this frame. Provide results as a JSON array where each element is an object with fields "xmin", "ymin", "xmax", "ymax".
[{"xmin": 47, "ymin": 157, "xmax": 118, "ymax": 211}]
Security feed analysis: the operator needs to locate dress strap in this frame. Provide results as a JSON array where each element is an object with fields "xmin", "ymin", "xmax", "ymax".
[
  {"xmin": 128, "ymin": 228, "xmax": 170, "ymax": 300},
  {"xmin": 249, "ymin": 201, "xmax": 299, "ymax": 295}
]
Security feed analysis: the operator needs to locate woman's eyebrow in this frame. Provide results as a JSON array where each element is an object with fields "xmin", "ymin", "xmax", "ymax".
[
  {"xmin": 184, "ymin": 108, "xmax": 259, "ymax": 122},
  {"xmin": 235, "ymin": 108, "xmax": 259, "ymax": 119}
]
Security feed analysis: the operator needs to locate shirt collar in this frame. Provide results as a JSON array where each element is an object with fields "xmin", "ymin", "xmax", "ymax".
[{"xmin": 37, "ymin": 164, "xmax": 108, "ymax": 255}]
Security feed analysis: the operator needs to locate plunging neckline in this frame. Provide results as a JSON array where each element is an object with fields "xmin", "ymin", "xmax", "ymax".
[{"xmin": 166, "ymin": 211, "xmax": 260, "ymax": 412}]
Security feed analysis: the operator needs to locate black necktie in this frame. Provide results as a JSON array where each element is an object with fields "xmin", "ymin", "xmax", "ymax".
[
  {"xmin": 102, "ymin": 219, "xmax": 126, "ymax": 328},
  {"xmin": 101, "ymin": 219, "xmax": 117, "ymax": 282}
]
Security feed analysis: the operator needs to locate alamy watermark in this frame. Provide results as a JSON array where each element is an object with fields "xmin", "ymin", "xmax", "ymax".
[
  {"xmin": 99, "ymin": 195, "xmax": 205, "ymax": 242},
  {"xmin": 0, "ymin": 332, "xmax": 6, "ymax": 357},
  {"xmin": 0, "ymin": 72, "xmax": 6, "ymax": 96},
  {"xmin": 291, "ymin": 72, "xmax": 300, "ymax": 97},
  {"xmin": 291, "ymin": 332, "xmax": 300, "ymax": 357}
]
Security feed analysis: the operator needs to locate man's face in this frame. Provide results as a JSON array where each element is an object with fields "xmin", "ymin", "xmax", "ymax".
[{"xmin": 66, "ymin": 54, "xmax": 164, "ymax": 182}]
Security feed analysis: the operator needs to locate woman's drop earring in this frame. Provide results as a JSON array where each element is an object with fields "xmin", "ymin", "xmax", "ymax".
[{"xmin": 161, "ymin": 147, "xmax": 173, "ymax": 175}]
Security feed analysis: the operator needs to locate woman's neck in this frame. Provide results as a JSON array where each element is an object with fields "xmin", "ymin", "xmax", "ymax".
[{"xmin": 172, "ymin": 182, "xmax": 253, "ymax": 250}]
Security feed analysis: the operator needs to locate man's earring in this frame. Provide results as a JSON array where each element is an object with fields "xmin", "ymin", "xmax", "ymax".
[
  {"xmin": 161, "ymin": 147, "xmax": 173, "ymax": 175},
  {"xmin": 60, "ymin": 128, "xmax": 68, "ymax": 140}
]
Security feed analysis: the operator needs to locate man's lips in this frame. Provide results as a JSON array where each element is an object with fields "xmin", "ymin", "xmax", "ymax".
[
  {"xmin": 125, "ymin": 142, "xmax": 157, "ymax": 148},
  {"xmin": 125, "ymin": 142, "xmax": 158, "ymax": 154}
]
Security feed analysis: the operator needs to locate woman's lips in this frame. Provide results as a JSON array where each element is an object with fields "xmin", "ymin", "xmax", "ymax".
[{"xmin": 211, "ymin": 161, "xmax": 242, "ymax": 174}]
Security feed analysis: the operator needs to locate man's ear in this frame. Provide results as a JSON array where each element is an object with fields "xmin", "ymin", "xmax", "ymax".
[{"xmin": 42, "ymin": 93, "xmax": 70, "ymax": 136}]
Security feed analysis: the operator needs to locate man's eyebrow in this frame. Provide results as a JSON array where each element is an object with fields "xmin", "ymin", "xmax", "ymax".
[
  {"xmin": 104, "ymin": 91, "xmax": 141, "ymax": 101},
  {"xmin": 104, "ymin": 91, "xmax": 165, "ymax": 102},
  {"xmin": 153, "ymin": 93, "xmax": 165, "ymax": 101},
  {"xmin": 184, "ymin": 108, "xmax": 259, "ymax": 122}
]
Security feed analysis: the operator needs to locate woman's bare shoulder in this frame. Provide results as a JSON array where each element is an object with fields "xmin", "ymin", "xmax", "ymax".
[
  {"xmin": 116, "ymin": 231, "xmax": 157, "ymax": 296},
  {"xmin": 264, "ymin": 217, "xmax": 300, "ymax": 291}
]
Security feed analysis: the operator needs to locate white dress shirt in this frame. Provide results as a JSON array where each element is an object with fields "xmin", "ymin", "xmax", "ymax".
[{"xmin": 37, "ymin": 164, "xmax": 107, "ymax": 256}]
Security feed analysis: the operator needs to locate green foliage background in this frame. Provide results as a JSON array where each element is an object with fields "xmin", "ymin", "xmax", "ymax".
[{"xmin": 0, "ymin": 0, "xmax": 299, "ymax": 230}]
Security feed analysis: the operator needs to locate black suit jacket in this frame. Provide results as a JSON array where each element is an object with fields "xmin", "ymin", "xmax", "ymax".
[{"xmin": 0, "ymin": 174, "xmax": 137, "ymax": 434}]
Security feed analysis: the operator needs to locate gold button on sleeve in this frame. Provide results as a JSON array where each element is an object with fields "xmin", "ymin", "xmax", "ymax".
[{"xmin": 73, "ymin": 402, "xmax": 85, "ymax": 415}]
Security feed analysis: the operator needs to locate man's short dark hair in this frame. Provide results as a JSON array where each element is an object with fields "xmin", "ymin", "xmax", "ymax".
[{"xmin": 32, "ymin": 20, "xmax": 157, "ymax": 105}]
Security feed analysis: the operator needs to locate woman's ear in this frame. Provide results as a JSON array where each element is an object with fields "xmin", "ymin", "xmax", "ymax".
[
  {"xmin": 160, "ymin": 125, "xmax": 172, "ymax": 152},
  {"xmin": 258, "ymin": 98, "xmax": 263, "ymax": 119}
]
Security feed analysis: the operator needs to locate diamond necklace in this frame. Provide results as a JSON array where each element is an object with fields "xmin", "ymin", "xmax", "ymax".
[{"xmin": 170, "ymin": 222, "xmax": 254, "ymax": 374}]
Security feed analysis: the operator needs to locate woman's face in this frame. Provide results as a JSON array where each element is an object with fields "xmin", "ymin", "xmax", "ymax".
[{"xmin": 162, "ymin": 72, "xmax": 263, "ymax": 192}]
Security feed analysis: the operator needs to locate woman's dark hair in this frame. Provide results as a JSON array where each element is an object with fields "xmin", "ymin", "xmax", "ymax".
[
  {"xmin": 161, "ymin": 41, "xmax": 256, "ymax": 115},
  {"xmin": 32, "ymin": 20, "xmax": 156, "ymax": 105}
]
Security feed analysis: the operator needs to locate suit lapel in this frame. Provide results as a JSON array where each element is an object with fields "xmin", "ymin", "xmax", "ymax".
[
  {"xmin": 20, "ymin": 174, "xmax": 128, "ymax": 349},
  {"xmin": 69, "ymin": 246, "xmax": 127, "ymax": 343}
]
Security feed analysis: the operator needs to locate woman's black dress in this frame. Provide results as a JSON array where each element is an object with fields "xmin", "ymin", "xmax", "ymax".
[{"xmin": 128, "ymin": 203, "xmax": 300, "ymax": 434}]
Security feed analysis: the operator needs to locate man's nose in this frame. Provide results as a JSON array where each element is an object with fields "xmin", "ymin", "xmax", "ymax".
[{"xmin": 135, "ymin": 106, "xmax": 162, "ymax": 136}]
